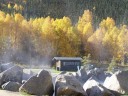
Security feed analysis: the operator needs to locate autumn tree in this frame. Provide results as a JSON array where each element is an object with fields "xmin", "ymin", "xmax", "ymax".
[
  {"xmin": 77, "ymin": 10, "xmax": 94, "ymax": 56},
  {"xmin": 53, "ymin": 17, "xmax": 80, "ymax": 56},
  {"xmin": 1, "ymin": 9, "xmax": 128, "ymax": 65},
  {"xmin": 87, "ymin": 17, "xmax": 117, "ymax": 61}
]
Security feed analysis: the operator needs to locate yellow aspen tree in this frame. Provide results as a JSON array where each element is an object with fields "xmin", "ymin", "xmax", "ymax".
[
  {"xmin": 0, "ymin": 11, "xmax": 5, "ymax": 19},
  {"xmin": 14, "ymin": 13, "xmax": 24, "ymax": 22},
  {"xmin": 77, "ymin": 10, "xmax": 94, "ymax": 56},
  {"xmin": 7, "ymin": 3, "xmax": 11, "ymax": 9},
  {"xmin": 32, "ymin": 18, "xmax": 45, "ymax": 31},
  {"xmin": 100, "ymin": 17, "xmax": 115, "ymax": 30},
  {"xmin": 40, "ymin": 17, "xmax": 55, "ymax": 57},
  {"xmin": 77, "ymin": 10, "xmax": 93, "ymax": 38},
  {"xmin": 103, "ymin": 26, "xmax": 120, "ymax": 59},
  {"xmin": 13, "ymin": 4, "xmax": 19, "ymax": 11},
  {"xmin": 87, "ymin": 28, "xmax": 106, "ymax": 60},
  {"xmin": 52, "ymin": 17, "xmax": 78, "ymax": 56},
  {"xmin": 118, "ymin": 25, "xmax": 128, "ymax": 60}
]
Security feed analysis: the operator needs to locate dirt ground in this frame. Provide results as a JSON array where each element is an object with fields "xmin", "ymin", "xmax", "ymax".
[
  {"xmin": 0, "ymin": 90, "xmax": 22, "ymax": 96},
  {"xmin": 0, "ymin": 90, "xmax": 37, "ymax": 96}
]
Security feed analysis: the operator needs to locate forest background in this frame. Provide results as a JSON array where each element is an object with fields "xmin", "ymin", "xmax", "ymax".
[{"xmin": 0, "ymin": 0, "xmax": 128, "ymax": 66}]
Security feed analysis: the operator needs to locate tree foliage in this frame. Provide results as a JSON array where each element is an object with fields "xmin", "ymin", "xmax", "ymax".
[
  {"xmin": 0, "ymin": 9, "xmax": 128, "ymax": 64},
  {"xmin": 1, "ymin": 0, "xmax": 128, "ymax": 25},
  {"xmin": 82, "ymin": 54, "xmax": 91, "ymax": 65},
  {"xmin": 108, "ymin": 57, "xmax": 117, "ymax": 72}
]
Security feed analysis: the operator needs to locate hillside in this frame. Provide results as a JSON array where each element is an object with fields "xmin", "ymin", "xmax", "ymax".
[{"xmin": 0, "ymin": 0, "xmax": 128, "ymax": 25}]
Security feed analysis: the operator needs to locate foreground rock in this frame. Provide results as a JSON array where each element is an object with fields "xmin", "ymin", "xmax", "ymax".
[
  {"xmin": 104, "ymin": 70, "xmax": 128, "ymax": 94},
  {"xmin": 87, "ymin": 68, "xmax": 108, "ymax": 84},
  {"xmin": 55, "ymin": 73, "xmax": 87, "ymax": 96},
  {"xmin": 83, "ymin": 78, "xmax": 115, "ymax": 96},
  {"xmin": 22, "ymin": 70, "xmax": 36, "ymax": 80},
  {"xmin": 19, "ymin": 70, "xmax": 54, "ymax": 96},
  {"xmin": 0, "ymin": 66, "xmax": 23, "ymax": 86},
  {"xmin": 2, "ymin": 81, "xmax": 21, "ymax": 92},
  {"xmin": 76, "ymin": 66, "xmax": 88, "ymax": 83},
  {"xmin": 76, "ymin": 67, "xmax": 109, "ymax": 84},
  {"xmin": 0, "ymin": 62, "xmax": 14, "ymax": 72}
]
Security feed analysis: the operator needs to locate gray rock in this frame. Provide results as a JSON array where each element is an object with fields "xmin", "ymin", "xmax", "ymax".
[
  {"xmin": 22, "ymin": 70, "xmax": 36, "ymax": 80},
  {"xmin": 0, "ymin": 62, "xmax": 14, "ymax": 72},
  {"xmin": 55, "ymin": 73, "xmax": 87, "ymax": 96},
  {"xmin": 76, "ymin": 67, "xmax": 107, "ymax": 84},
  {"xmin": 86, "ymin": 64, "xmax": 95, "ymax": 70},
  {"xmin": 104, "ymin": 70, "xmax": 128, "ymax": 94},
  {"xmin": 22, "ymin": 73, "xmax": 32, "ymax": 81},
  {"xmin": 105, "ymin": 72, "xmax": 112, "ymax": 77},
  {"xmin": 19, "ymin": 69, "xmax": 54, "ymax": 96},
  {"xmin": 76, "ymin": 66, "xmax": 88, "ymax": 83},
  {"xmin": 83, "ymin": 78, "xmax": 115, "ymax": 96},
  {"xmin": 2, "ymin": 81, "xmax": 21, "ymax": 92},
  {"xmin": 87, "ymin": 68, "xmax": 107, "ymax": 84},
  {"xmin": 0, "ymin": 65, "xmax": 23, "ymax": 86}
]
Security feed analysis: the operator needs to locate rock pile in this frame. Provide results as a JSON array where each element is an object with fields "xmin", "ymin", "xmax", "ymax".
[{"xmin": 0, "ymin": 63, "xmax": 128, "ymax": 96}]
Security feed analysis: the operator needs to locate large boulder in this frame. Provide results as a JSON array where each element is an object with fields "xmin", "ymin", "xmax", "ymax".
[
  {"xmin": 83, "ymin": 78, "xmax": 115, "ymax": 96},
  {"xmin": 22, "ymin": 70, "xmax": 36, "ymax": 80},
  {"xmin": 76, "ymin": 66, "xmax": 88, "ymax": 83},
  {"xmin": 87, "ymin": 68, "xmax": 108, "ymax": 84},
  {"xmin": 104, "ymin": 70, "xmax": 128, "ymax": 94},
  {"xmin": 19, "ymin": 70, "xmax": 54, "ymax": 96},
  {"xmin": 2, "ymin": 81, "xmax": 21, "ymax": 92},
  {"xmin": 0, "ymin": 65, "xmax": 23, "ymax": 86},
  {"xmin": 22, "ymin": 73, "xmax": 32, "ymax": 81},
  {"xmin": 0, "ymin": 62, "xmax": 14, "ymax": 72},
  {"xmin": 55, "ymin": 73, "xmax": 87, "ymax": 96},
  {"xmin": 76, "ymin": 67, "xmax": 109, "ymax": 84}
]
